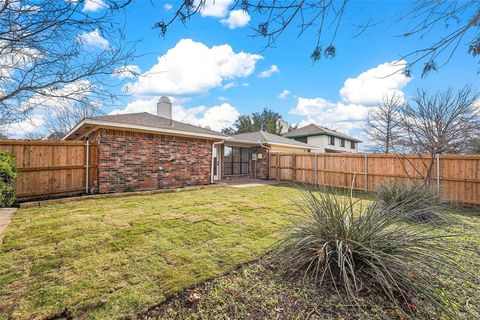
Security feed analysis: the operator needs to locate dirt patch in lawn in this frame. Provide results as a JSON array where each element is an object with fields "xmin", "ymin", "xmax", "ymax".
[{"xmin": 141, "ymin": 258, "xmax": 409, "ymax": 320}]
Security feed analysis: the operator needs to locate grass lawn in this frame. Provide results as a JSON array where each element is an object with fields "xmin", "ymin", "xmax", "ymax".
[
  {"xmin": 0, "ymin": 185, "xmax": 479, "ymax": 319},
  {"xmin": 0, "ymin": 185, "xmax": 300, "ymax": 319},
  {"xmin": 146, "ymin": 209, "xmax": 480, "ymax": 320}
]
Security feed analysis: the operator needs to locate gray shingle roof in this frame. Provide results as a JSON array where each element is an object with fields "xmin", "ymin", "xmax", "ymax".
[
  {"xmin": 283, "ymin": 123, "xmax": 362, "ymax": 142},
  {"xmin": 90, "ymin": 112, "xmax": 229, "ymax": 137},
  {"xmin": 230, "ymin": 131, "xmax": 318, "ymax": 149}
]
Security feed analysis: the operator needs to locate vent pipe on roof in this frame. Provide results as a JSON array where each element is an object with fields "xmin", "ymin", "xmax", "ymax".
[{"xmin": 157, "ymin": 96, "xmax": 172, "ymax": 122}]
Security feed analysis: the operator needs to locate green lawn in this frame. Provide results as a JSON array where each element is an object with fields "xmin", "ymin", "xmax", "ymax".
[
  {"xmin": 0, "ymin": 185, "xmax": 300, "ymax": 319},
  {"xmin": 0, "ymin": 185, "xmax": 479, "ymax": 319},
  {"xmin": 146, "ymin": 207, "xmax": 480, "ymax": 320}
]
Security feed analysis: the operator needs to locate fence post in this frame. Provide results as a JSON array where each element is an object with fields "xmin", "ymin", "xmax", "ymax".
[
  {"xmin": 293, "ymin": 154, "xmax": 296, "ymax": 182},
  {"xmin": 85, "ymin": 139, "xmax": 90, "ymax": 194},
  {"xmin": 436, "ymin": 153, "xmax": 440, "ymax": 196},
  {"xmin": 314, "ymin": 154, "xmax": 318, "ymax": 186},
  {"xmin": 364, "ymin": 153, "xmax": 368, "ymax": 192},
  {"xmin": 276, "ymin": 153, "xmax": 280, "ymax": 181}
]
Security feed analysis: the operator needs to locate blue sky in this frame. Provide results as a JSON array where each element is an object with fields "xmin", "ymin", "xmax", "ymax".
[{"xmin": 6, "ymin": 0, "xmax": 480, "ymax": 143}]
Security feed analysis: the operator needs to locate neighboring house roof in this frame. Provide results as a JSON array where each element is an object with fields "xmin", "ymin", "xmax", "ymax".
[
  {"xmin": 229, "ymin": 131, "xmax": 318, "ymax": 149},
  {"xmin": 63, "ymin": 112, "xmax": 229, "ymax": 140},
  {"xmin": 283, "ymin": 123, "xmax": 362, "ymax": 142}
]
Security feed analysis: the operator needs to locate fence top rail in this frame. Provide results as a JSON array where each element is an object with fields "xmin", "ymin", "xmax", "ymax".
[
  {"xmin": 0, "ymin": 140, "xmax": 92, "ymax": 146},
  {"xmin": 269, "ymin": 152, "xmax": 480, "ymax": 160}
]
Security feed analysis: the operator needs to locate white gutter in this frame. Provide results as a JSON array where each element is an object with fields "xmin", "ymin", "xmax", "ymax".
[
  {"xmin": 211, "ymin": 140, "xmax": 224, "ymax": 183},
  {"xmin": 260, "ymin": 142, "xmax": 271, "ymax": 151},
  {"xmin": 267, "ymin": 141, "xmax": 319, "ymax": 150},
  {"xmin": 63, "ymin": 119, "xmax": 231, "ymax": 141}
]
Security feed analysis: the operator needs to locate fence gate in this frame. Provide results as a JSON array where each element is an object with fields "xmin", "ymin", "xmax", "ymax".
[{"xmin": 0, "ymin": 140, "xmax": 98, "ymax": 200}]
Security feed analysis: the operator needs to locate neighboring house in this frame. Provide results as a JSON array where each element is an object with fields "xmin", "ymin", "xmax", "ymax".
[
  {"xmin": 283, "ymin": 123, "xmax": 362, "ymax": 153},
  {"xmin": 63, "ymin": 97, "xmax": 316, "ymax": 193}
]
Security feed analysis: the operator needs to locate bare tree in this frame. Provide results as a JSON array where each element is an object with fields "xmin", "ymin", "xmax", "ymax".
[
  {"xmin": 402, "ymin": 86, "xmax": 479, "ymax": 154},
  {"xmin": 399, "ymin": 86, "xmax": 480, "ymax": 181},
  {"xmin": 468, "ymin": 138, "xmax": 480, "ymax": 154},
  {"xmin": 43, "ymin": 99, "xmax": 103, "ymax": 139},
  {"xmin": 158, "ymin": 1, "xmax": 480, "ymax": 75},
  {"xmin": 365, "ymin": 94, "xmax": 404, "ymax": 153},
  {"xmin": 0, "ymin": 0, "xmax": 134, "ymax": 126}
]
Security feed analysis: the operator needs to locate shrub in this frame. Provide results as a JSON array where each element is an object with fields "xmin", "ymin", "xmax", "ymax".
[
  {"xmin": 0, "ymin": 152, "xmax": 17, "ymax": 207},
  {"xmin": 375, "ymin": 180, "xmax": 441, "ymax": 222},
  {"xmin": 274, "ymin": 186, "xmax": 475, "ymax": 318}
]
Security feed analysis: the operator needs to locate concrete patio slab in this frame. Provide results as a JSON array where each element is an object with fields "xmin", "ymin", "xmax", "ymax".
[
  {"xmin": 0, "ymin": 208, "xmax": 16, "ymax": 243},
  {"xmin": 219, "ymin": 178, "xmax": 286, "ymax": 188}
]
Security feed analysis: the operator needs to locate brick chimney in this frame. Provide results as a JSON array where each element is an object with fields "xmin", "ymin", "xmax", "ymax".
[{"xmin": 157, "ymin": 96, "xmax": 172, "ymax": 120}]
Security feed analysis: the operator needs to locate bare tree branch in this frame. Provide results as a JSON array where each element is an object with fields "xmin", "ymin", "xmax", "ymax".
[
  {"xmin": 157, "ymin": 0, "xmax": 480, "ymax": 74},
  {"xmin": 397, "ymin": 86, "xmax": 480, "ymax": 182},
  {"xmin": 365, "ymin": 93, "xmax": 404, "ymax": 153},
  {"xmin": 0, "ymin": 0, "xmax": 135, "ymax": 127}
]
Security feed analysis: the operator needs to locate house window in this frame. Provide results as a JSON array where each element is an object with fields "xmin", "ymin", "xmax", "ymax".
[
  {"xmin": 224, "ymin": 146, "xmax": 249, "ymax": 175},
  {"xmin": 350, "ymin": 141, "xmax": 356, "ymax": 149},
  {"xmin": 328, "ymin": 136, "xmax": 335, "ymax": 146},
  {"xmin": 340, "ymin": 138, "xmax": 345, "ymax": 147},
  {"xmin": 293, "ymin": 136, "xmax": 308, "ymax": 143}
]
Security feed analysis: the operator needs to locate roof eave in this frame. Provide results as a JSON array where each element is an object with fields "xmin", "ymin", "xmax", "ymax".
[
  {"xmin": 284, "ymin": 132, "xmax": 362, "ymax": 143},
  {"xmin": 267, "ymin": 141, "xmax": 318, "ymax": 150},
  {"xmin": 63, "ymin": 119, "xmax": 230, "ymax": 141}
]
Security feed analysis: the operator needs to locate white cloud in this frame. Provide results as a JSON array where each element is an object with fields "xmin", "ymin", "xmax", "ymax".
[
  {"xmin": 220, "ymin": 9, "xmax": 251, "ymax": 29},
  {"xmin": 0, "ymin": 44, "xmax": 41, "ymax": 81},
  {"xmin": 278, "ymin": 89, "xmax": 291, "ymax": 99},
  {"xmin": 1, "ymin": 115, "xmax": 45, "ymax": 138},
  {"xmin": 113, "ymin": 65, "xmax": 141, "ymax": 79},
  {"xmin": 1, "ymin": 80, "xmax": 94, "ymax": 138},
  {"xmin": 77, "ymin": 29, "xmax": 109, "ymax": 49},
  {"xmin": 198, "ymin": 0, "xmax": 233, "ymax": 18},
  {"xmin": 473, "ymin": 99, "xmax": 480, "ymax": 111},
  {"xmin": 289, "ymin": 60, "xmax": 411, "ymax": 135},
  {"xmin": 339, "ymin": 60, "xmax": 410, "ymax": 105},
  {"xmin": 222, "ymin": 81, "xmax": 236, "ymax": 90},
  {"xmin": 176, "ymin": 103, "xmax": 239, "ymax": 131},
  {"xmin": 163, "ymin": 3, "xmax": 173, "ymax": 10},
  {"xmin": 258, "ymin": 64, "xmax": 280, "ymax": 78},
  {"xmin": 291, "ymin": 98, "xmax": 370, "ymax": 132},
  {"xmin": 110, "ymin": 97, "xmax": 239, "ymax": 132},
  {"xmin": 126, "ymin": 39, "xmax": 262, "ymax": 96},
  {"xmin": 21, "ymin": 4, "xmax": 41, "ymax": 12},
  {"xmin": 82, "ymin": 0, "xmax": 106, "ymax": 13}
]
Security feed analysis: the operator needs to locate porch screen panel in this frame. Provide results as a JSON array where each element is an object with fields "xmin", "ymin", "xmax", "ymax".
[
  {"xmin": 224, "ymin": 146, "xmax": 249, "ymax": 175},
  {"xmin": 241, "ymin": 149, "xmax": 249, "ymax": 173},
  {"xmin": 224, "ymin": 147, "xmax": 232, "ymax": 175}
]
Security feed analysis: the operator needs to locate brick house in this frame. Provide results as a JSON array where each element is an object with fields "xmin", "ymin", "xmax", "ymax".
[{"xmin": 64, "ymin": 97, "xmax": 316, "ymax": 193}]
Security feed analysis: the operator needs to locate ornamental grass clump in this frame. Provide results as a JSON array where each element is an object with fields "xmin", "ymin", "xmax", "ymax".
[
  {"xmin": 375, "ymin": 180, "xmax": 442, "ymax": 222},
  {"xmin": 275, "ymin": 187, "xmax": 475, "ymax": 318}
]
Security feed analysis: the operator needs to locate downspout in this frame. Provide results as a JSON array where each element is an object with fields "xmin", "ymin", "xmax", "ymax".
[
  {"xmin": 85, "ymin": 139, "xmax": 90, "ymax": 194},
  {"xmin": 211, "ymin": 140, "xmax": 224, "ymax": 183}
]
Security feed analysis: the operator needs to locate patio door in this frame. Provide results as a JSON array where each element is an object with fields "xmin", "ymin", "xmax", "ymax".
[{"xmin": 213, "ymin": 145, "xmax": 221, "ymax": 181}]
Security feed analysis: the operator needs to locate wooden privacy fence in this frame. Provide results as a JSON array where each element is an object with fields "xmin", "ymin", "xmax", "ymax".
[
  {"xmin": 0, "ymin": 140, "xmax": 98, "ymax": 200},
  {"xmin": 269, "ymin": 153, "xmax": 480, "ymax": 206}
]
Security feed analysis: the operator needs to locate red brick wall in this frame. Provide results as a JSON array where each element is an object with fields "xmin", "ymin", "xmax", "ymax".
[
  {"xmin": 89, "ymin": 129, "xmax": 213, "ymax": 193},
  {"xmin": 250, "ymin": 146, "xmax": 269, "ymax": 179}
]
